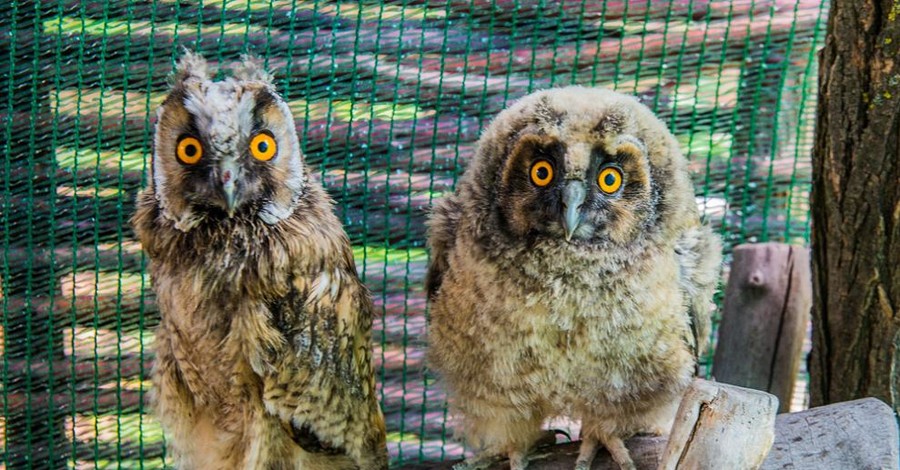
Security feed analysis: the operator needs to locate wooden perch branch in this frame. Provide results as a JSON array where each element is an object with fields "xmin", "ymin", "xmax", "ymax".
[
  {"xmin": 405, "ymin": 397, "xmax": 898, "ymax": 469},
  {"xmin": 762, "ymin": 398, "xmax": 899, "ymax": 468}
]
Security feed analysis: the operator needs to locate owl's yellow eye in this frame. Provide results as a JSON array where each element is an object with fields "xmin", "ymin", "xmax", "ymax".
[
  {"xmin": 530, "ymin": 160, "xmax": 554, "ymax": 187},
  {"xmin": 250, "ymin": 131, "xmax": 277, "ymax": 161},
  {"xmin": 598, "ymin": 166, "xmax": 623, "ymax": 194},
  {"xmin": 176, "ymin": 136, "xmax": 203, "ymax": 165}
]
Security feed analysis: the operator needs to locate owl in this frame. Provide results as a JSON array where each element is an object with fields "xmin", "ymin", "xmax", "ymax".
[
  {"xmin": 426, "ymin": 86, "xmax": 722, "ymax": 470},
  {"xmin": 132, "ymin": 52, "xmax": 388, "ymax": 470}
]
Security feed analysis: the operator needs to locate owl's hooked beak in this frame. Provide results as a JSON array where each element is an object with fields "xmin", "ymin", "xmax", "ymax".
[
  {"xmin": 562, "ymin": 180, "xmax": 586, "ymax": 241},
  {"xmin": 220, "ymin": 162, "xmax": 239, "ymax": 217}
]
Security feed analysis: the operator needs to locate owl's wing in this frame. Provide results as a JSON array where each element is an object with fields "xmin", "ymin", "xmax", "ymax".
[
  {"xmin": 425, "ymin": 194, "xmax": 463, "ymax": 299},
  {"xmin": 674, "ymin": 224, "xmax": 723, "ymax": 362},
  {"xmin": 259, "ymin": 248, "xmax": 387, "ymax": 465}
]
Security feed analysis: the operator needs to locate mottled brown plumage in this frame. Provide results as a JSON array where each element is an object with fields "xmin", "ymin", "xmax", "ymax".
[
  {"xmin": 426, "ymin": 87, "xmax": 722, "ymax": 470},
  {"xmin": 132, "ymin": 52, "xmax": 387, "ymax": 469}
]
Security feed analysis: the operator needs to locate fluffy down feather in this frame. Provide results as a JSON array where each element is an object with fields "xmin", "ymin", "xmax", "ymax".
[
  {"xmin": 427, "ymin": 86, "xmax": 722, "ymax": 470},
  {"xmin": 134, "ymin": 52, "xmax": 387, "ymax": 470}
]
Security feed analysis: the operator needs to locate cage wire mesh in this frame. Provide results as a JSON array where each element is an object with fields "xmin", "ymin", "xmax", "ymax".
[{"xmin": 1, "ymin": 0, "xmax": 827, "ymax": 467}]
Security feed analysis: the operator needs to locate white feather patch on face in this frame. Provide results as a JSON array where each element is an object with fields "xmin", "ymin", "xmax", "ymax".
[
  {"xmin": 182, "ymin": 78, "xmax": 258, "ymax": 166},
  {"xmin": 153, "ymin": 104, "xmax": 205, "ymax": 232},
  {"xmin": 259, "ymin": 97, "xmax": 306, "ymax": 225},
  {"xmin": 258, "ymin": 200, "xmax": 294, "ymax": 225},
  {"xmin": 152, "ymin": 105, "xmax": 169, "ymax": 198}
]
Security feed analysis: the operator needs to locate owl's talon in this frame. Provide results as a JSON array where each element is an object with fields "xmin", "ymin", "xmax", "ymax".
[
  {"xmin": 604, "ymin": 438, "xmax": 636, "ymax": 470},
  {"xmin": 509, "ymin": 450, "xmax": 529, "ymax": 470},
  {"xmin": 575, "ymin": 437, "xmax": 598, "ymax": 470}
]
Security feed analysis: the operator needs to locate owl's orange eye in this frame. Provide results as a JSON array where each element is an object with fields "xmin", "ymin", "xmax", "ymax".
[
  {"xmin": 250, "ymin": 131, "xmax": 277, "ymax": 161},
  {"xmin": 176, "ymin": 136, "xmax": 203, "ymax": 165},
  {"xmin": 530, "ymin": 160, "xmax": 554, "ymax": 187},
  {"xmin": 598, "ymin": 166, "xmax": 623, "ymax": 194}
]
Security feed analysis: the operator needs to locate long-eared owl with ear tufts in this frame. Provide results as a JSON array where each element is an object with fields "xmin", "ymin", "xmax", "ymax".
[
  {"xmin": 426, "ymin": 86, "xmax": 722, "ymax": 470},
  {"xmin": 132, "ymin": 52, "xmax": 388, "ymax": 470}
]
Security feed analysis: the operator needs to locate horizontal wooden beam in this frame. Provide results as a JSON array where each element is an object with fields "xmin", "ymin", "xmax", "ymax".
[
  {"xmin": 4, "ymin": 388, "xmax": 147, "ymax": 415},
  {"xmin": 407, "ymin": 0, "xmax": 814, "ymax": 24},
  {"xmin": 409, "ymin": 4, "xmax": 822, "ymax": 76},
  {"xmin": 404, "ymin": 398, "xmax": 897, "ymax": 469}
]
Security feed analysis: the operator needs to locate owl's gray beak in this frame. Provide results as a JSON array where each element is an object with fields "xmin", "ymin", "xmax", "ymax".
[
  {"xmin": 562, "ymin": 180, "xmax": 586, "ymax": 241},
  {"xmin": 223, "ymin": 183, "xmax": 237, "ymax": 217},
  {"xmin": 220, "ymin": 162, "xmax": 239, "ymax": 217}
]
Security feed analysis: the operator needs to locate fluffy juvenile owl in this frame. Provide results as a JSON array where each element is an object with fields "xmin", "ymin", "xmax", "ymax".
[
  {"xmin": 426, "ymin": 86, "xmax": 722, "ymax": 470},
  {"xmin": 132, "ymin": 52, "xmax": 388, "ymax": 470}
]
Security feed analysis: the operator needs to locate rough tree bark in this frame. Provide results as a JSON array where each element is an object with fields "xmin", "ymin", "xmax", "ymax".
[{"xmin": 809, "ymin": 0, "xmax": 900, "ymax": 410}]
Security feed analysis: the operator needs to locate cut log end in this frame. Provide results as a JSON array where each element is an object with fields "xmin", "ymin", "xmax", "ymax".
[{"xmin": 660, "ymin": 379, "xmax": 778, "ymax": 470}]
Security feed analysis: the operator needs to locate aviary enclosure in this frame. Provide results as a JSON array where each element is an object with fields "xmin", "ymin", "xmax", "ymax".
[{"xmin": 1, "ymin": 0, "xmax": 826, "ymax": 467}]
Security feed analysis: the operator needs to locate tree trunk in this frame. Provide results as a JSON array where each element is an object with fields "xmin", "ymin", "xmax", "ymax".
[{"xmin": 809, "ymin": 0, "xmax": 900, "ymax": 411}]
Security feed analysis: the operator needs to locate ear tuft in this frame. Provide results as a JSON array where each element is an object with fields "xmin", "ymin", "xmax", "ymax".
[
  {"xmin": 172, "ymin": 48, "xmax": 209, "ymax": 86},
  {"xmin": 232, "ymin": 54, "xmax": 274, "ymax": 85}
]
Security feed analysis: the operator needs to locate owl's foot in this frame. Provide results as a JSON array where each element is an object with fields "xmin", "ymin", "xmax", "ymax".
[
  {"xmin": 451, "ymin": 454, "xmax": 501, "ymax": 470},
  {"xmin": 510, "ymin": 428, "xmax": 566, "ymax": 469},
  {"xmin": 508, "ymin": 449, "xmax": 529, "ymax": 470},
  {"xmin": 574, "ymin": 434, "xmax": 636, "ymax": 470},
  {"xmin": 574, "ymin": 436, "xmax": 598, "ymax": 470},
  {"xmin": 601, "ymin": 435, "xmax": 636, "ymax": 470}
]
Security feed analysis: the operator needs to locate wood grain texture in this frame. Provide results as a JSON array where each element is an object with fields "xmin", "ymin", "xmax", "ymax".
[
  {"xmin": 399, "ymin": 397, "xmax": 898, "ymax": 469},
  {"xmin": 660, "ymin": 379, "xmax": 777, "ymax": 470},
  {"xmin": 713, "ymin": 243, "xmax": 812, "ymax": 413},
  {"xmin": 396, "ymin": 437, "xmax": 667, "ymax": 470},
  {"xmin": 763, "ymin": 397, "xmax": 899, "ymax": 469},
  {"xmin": 810, "ymin": 0, "xmax": 900, "ymax": 411}
]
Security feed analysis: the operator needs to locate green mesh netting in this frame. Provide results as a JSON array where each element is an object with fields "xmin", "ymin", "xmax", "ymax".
[{"xmin": 1, "ymin": 0, "xmax": 827, "ymax": 467}]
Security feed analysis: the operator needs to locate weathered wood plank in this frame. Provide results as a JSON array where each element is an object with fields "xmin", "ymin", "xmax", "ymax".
[
  {"xmin": 660, "ymin": 379, "xmax": 777, "ymax": 470},
  {"xmin": 763, "ymin": 398, "xmax": 899, "ymax": 469},
  {"xmin": 406, "ymin": 0, "xmax": 808, "ymax": 24},
  {"xmin": 407, "ymin": 5, "xmax": 821, "ymax": 76},
  {"xmin": 398, "ymin": 437, "xmax": 668, "ymax": 470},
  {"xmin": 713, "ymin": 243, "xmax": 812, "ymax": 413},
  {"xmin": 5, "ymin": 389, "xmax": 147, "ymax": 415},
  {"xmin": 406, "ymin": 398, "xmax": 898, "ymax": 469},
  {"xmin": 46, "ymin": 112, "xmax": 481, "ymax": 155}
]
